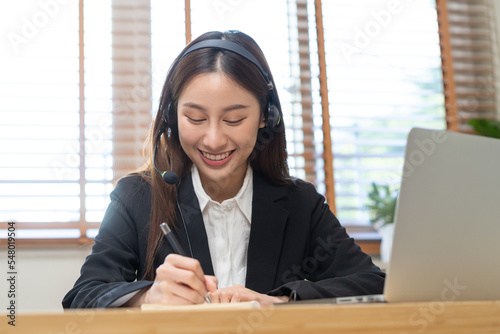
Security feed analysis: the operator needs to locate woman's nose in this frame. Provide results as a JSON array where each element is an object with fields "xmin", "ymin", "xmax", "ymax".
[{"xmin": 202, "ymin": 122, "xmax": 227, "ymax": 151}]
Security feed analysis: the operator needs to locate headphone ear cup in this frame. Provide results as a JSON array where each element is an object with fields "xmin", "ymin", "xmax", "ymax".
[
  {"xmin": 267, "ymin": 103, "xmax": 281, "ymax": 129},
  {"xmin": 163, "ymin": 103, "xmax": 171, "ymax": 125},
  {"xmin": 164, "ymin": 102, "xmax": 179, "ymax": 128}
]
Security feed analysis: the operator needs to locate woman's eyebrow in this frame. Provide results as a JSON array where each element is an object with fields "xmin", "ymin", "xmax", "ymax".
[
  {"xmin": 222, "ymin": 104, "xmax": 249, "ymax": 112},
  {"xmin": 181, "ymin": 102, "xmax": 206, "ymax": 111},
  {"xmin": 181, "ymin": 102, "xmax": 250, "ymax": 112}
]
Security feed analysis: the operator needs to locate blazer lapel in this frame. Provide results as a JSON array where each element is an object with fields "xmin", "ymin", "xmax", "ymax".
[
  {"xmin": 245, "ymin": 172, "xmax": 289, "ymax": 293},
  {"xmin": 177, "ymin": 174, "xmax": 215, "ymax": 276}
]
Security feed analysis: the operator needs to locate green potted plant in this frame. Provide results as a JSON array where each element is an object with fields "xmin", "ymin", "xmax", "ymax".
[
  {"xmin": 366, "ymin": 182, "xmax": 399, "ymax": 263},
  {"xmin": 467, "ymin": 119, "xmax": 500, "ymax": 139}
]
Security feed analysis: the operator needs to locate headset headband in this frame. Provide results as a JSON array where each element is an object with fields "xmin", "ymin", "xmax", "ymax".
[{"xmin": 179, "ymin": 39, "xmax": 275, "ymax": 93}]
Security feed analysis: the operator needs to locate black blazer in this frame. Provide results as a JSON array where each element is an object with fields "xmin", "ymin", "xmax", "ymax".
[{"xmin": 63, "ymin": 172, "xmax": 385, "ymax": 308}]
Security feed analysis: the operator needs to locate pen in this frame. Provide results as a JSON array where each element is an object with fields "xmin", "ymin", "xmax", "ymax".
[{"xmin": 160, "ymin": 222, "xmax": 211, "ymax": 304}]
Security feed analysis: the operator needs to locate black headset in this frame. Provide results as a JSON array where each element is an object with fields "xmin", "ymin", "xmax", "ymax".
[{"xmin": 154, "ymin": 38, "xmax": 282, "ymax": 184}]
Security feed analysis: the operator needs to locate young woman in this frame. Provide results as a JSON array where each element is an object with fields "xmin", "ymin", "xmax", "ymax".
[{"xmin": 62, "ymin": 30, "xmax": 385, "ymax": 308}]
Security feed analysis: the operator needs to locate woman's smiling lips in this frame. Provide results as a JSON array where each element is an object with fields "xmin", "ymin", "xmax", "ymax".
[{"xmin": 199, "ymin": 149, "xmax": 235, "ymax": 166}]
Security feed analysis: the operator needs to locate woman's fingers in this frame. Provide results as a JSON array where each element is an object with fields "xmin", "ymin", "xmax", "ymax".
[
  {"xmin": 204, "ymin": 275, "xmax": 218, "ymax": 292},
  {"xmin": 230, "ymin": 292, "xmax": 241, "ymax": 303},
  {"xmin": 146, "ymin": 254, "xmax": 210, "ymax": 305},
  {"xmin": 163, "ymin": 254, "xmax": 206, "ymax": 282},
  {"xmin": 208, "ymin": 285, "xmax": 286, "ymax": 305}
]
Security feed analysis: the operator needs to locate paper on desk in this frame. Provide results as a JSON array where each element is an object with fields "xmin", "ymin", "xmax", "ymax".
[{"xmin": 141, "ymin": 301, "xmax": 260, "ymax": 311}]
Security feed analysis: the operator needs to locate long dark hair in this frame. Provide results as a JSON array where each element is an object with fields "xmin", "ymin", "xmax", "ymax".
[{"xmin": 140, "ymin": 30, "xmax": 291, "ymax": 280}]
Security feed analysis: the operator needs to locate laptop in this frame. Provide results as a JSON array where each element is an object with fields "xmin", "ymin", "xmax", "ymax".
[{"xmin": 320, "ymin": 128, "xmax": 500, "ymax": 304}]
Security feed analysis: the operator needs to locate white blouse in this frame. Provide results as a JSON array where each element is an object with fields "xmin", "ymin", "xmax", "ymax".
[{"xmin": 191, "ymin": 165, "xmax": 253, "ymax": 289}]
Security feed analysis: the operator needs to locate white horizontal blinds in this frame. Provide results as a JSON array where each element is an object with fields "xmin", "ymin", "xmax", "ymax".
[
  {"xmin": 187, "ymin": 0, "xmax": 307, "ymax": 179},
  {"xmin": 150, "ymin": 0, "xmax": 186, "ymax": 116},
  {"xmin": 111, "ymin": 0, "xmax": 152, "ymax": 181},
  {"xmin": 322, "ymin": 0, "xmax": 446, "ymax": 225},
  {"xmin": 293, "ymin": 0, "xmax": 317, "ymax": 184},
  {"xmin": 437, "ymin": 0, "xmax": 498, "ymax": 132},
  {"xmin": 0, "ymin": 0, "xmax": 121, "ymax": 239},
  {"xmin": 306, "ymin": 0, "xmax": 336, "ymax": 203},
  {"xmin": 84, "ymin": 0, "xmax": 113, "ymax": 230},
  {"xmin": 0, "ymin": 1, "xmax": 81, "ymax": 235},
  {"xmin": 284, "ymin": 1, "xmax": 305, "ymax": 181}
]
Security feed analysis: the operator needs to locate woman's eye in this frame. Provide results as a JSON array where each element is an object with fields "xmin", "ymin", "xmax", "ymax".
[
  {"xmin": 187, "ymin": 116, "xmax": 205, "ymax": 123},
  {"xmin": 225, "ymin": 118, "xmax": 245, "ymax": 125}
]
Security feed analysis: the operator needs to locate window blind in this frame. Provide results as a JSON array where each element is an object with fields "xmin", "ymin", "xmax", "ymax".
[
  {"xmin": 292, "ymin": 0, "xmax": 320, "ymax": 184},
  {"xmin": 318, "ymin": 0, "xmax": 446, "ymax": 225},
  {"xmin": 0, "ymin": 0, "xmax": 152, "ymax": 241},
  {"xmin": 111, "ymin": 0, "xmax": 152, "ymax": 180},
  {"xmin": 436, "ymin": 0, "xmax": 498, "ymax": 132},
  {"xmin": 0, "ymin": 0, "xmax": 83, "ymax": 239},
  {"xmin": 150, "ymin": 0, "xmax": 186, "ymax": 114}
]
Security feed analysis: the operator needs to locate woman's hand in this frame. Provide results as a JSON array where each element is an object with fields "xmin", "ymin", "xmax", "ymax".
[
  {"xmin": 208, "ymin": 285, "xmax": 288, "ymax": 306},
  {"xmin": 125, "ymin": 254, "xmax": 217, "ymax": 307}
]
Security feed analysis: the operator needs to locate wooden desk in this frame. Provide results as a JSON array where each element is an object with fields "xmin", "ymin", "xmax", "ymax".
[{"xmin": 5, "ymin": 300, "xmax": 500, "ymax": 334}]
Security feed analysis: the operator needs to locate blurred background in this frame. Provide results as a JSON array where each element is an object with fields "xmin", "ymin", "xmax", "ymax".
[{"xmin": 0, "ymin": 0, "xmax": 498, "ymax": 311}]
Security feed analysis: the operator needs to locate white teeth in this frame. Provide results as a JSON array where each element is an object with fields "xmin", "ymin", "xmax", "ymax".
[{"xmin": 203, "ymin": 151, "xmax": 231, "ymax": 161}]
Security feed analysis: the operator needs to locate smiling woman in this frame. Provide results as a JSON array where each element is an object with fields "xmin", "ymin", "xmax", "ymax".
[{"xmin": 62, "ymin": 30, "xmax": 385, "ymax": 309}]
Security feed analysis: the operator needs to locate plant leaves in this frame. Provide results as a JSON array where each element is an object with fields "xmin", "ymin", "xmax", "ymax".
[
  {"xmin": 467, "ymin": 119, "xmax": 500, "ymax": 139},
  {"xmin": 366, "ymin": 182, "xmax": 398, "ymax": 225}
]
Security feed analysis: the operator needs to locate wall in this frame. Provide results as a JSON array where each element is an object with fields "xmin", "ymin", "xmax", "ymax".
[{"xmin": 1, "ymin": 245, "xmax": 91, "ymax": 312}]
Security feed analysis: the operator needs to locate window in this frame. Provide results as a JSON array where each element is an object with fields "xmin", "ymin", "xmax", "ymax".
[
  {"xmin": 3, "ymin": 0, "xmax": 490, "ymax": 243},
  {"xmin": 316, "ymin": 0, "xmax": 446, "ymax": 225},
  {"xmin": 1, "ymin": 1, "xmax": 118, "ymax": 240},
  {"xmin": 436, "ymin": 0, "xmax": 498, "ymax": 132},
  {"xmin": 0, "ymin": 0, "xmax": 307, "ymax": 242},
  {"xmin": 1, "ymin": 1, "xmax": 107, "ymax": 240}
]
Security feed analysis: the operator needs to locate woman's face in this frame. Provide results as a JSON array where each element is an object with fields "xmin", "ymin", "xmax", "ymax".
[{"xmin": 177, "ymin": 72, "xmax": 265, "ymax": 201}]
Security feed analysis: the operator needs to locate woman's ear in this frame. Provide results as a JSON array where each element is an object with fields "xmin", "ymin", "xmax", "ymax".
[{"xmin": 259, "ymin": 114, "xmax": 266, "ymax": 128}]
